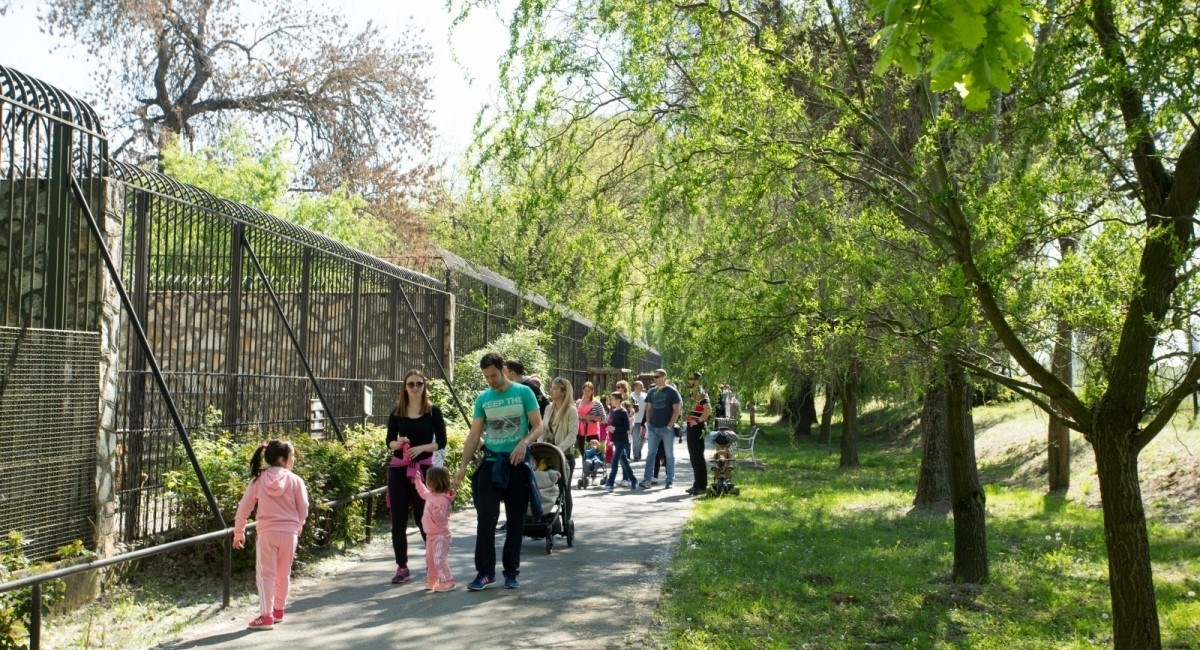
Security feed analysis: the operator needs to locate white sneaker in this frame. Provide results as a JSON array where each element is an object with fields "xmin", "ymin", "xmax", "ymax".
[{"xmin": 618, "ymin": 480, "xmax": 629, "ymax": 488}]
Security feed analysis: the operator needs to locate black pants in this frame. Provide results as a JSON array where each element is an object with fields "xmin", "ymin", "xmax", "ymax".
[
  {"xmin": 472, "ymin": 459, "xmax": 531, "ymax": 579},
  {"xmin": 388, "ymin": 466, "xmax": 427, "ymax": 568},
  {"xmin": 654, "ymin": 440, "xmax": 666, "ymax": 478},
  {"xmin": 687, "ymin": 424, "xmax": 707, "ymax": 491}
]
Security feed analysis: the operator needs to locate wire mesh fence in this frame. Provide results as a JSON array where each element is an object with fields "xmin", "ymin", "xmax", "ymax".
[{"xmin": 0, "ymin": 327, "xmax": 99, "ymax": 559}]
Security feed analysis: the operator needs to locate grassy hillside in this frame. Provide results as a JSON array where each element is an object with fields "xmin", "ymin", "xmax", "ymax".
[{"xmin": 651, "ymin": 403, "xmax": 1200, "ymax": 649}]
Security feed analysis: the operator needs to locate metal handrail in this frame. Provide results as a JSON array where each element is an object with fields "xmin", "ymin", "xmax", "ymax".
[{"xmin": 0, "ymin": 485, "xmax": 388, "ymax": 650}]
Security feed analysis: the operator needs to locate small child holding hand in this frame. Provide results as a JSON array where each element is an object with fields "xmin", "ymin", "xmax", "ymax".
[{"xmin": 411, "ymin": 466, "xmax": 456, "ymax": 591}]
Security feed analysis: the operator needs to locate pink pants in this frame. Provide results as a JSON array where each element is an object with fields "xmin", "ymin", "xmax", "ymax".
[
  {"xmin": 425, "ymin": 531, "xmax": 453, "ymax": 584},
  {"xmin": 255, "ymin": 530, "xmax": 297, "ymax": 616}
]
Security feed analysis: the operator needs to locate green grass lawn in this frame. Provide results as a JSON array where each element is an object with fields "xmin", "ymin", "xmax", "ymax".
[{"xmin": 652, "ymin": 411, "xmax": 1200, "ymax": 649}]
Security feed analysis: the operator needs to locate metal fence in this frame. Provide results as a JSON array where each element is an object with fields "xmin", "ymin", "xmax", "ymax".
[
  {"xmin": 438, "ymin": 248, "xmax": 661, "ymax": 391},
  {"xmin": 1, "ymin": 65, "xmax": 109, "ymax": 559},
  {"xmin": 109, "ymin": 161, "xmax": 450, "ymax": 544}
]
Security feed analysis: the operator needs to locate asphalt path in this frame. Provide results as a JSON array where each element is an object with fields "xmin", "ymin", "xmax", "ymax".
[{"xmin": 161, "ymin": 440, "xmax": 698, "ymax": 649}]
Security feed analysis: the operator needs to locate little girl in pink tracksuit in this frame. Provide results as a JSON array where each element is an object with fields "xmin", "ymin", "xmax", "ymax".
[
  {"xmin": 234, "ymin": 439, "xmax": 309, "ymax": 630},
  {"xmin": 411, "ymin": 466, "xmax": 456, "ymax": 591}
]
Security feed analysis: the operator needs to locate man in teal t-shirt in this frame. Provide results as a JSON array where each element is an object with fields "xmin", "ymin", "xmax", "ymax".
[{"xmin": 454, "ymin": 352, "xmax": 543, "ymax": 591}]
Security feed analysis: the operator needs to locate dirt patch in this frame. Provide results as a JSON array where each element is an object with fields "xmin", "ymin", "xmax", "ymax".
[{"xmin": 973, "ymin": 401, "xmax": 1200, "ymax": 521}]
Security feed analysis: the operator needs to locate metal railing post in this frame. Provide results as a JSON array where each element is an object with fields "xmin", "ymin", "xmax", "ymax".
[
  {"xmin": 30, "ymin": 582, "xmax": 41, "ymax": 650},
  {"xmin": 223, "ymin": 535, "xmax": 232, "ymax": 608},
  {"xmin": 365, "ymin": 495, "xmax": 374, "ymax": 543}
]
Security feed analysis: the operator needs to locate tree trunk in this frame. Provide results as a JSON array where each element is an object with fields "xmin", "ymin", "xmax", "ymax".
[
  {"xmin": 819, "ymin": 384, "xmax": 836, "ymax": 445},
  {"xmin": 1092, "ymin": 429, "xmax": 1161, "ymax": 648},
  {"xmin": 945, "ymin": 362, "xmax": 987, "ymax": 582},
  {"xmin": 914, "ymin": 379, "xmax": 950, "ymax": 508},
  {"xmin": 794, "ymin": 377, "xmax": 817, "ymax": 440},
  {"xmin": 839, "ymin": 364, "xmax": 859, "ymax": 468},
  {"xmin": 1047, "ymin": 413, "xmax": 1071, "ymax": 492},
  {"xmin": 1048, "ymin": 236, "xmax": 1074, "ymax": 493}
]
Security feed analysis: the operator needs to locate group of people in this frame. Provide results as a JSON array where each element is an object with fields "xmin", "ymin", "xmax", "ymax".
[{"xmin": 231, "ymin": 353, "xmax": 727, "ymax": 630}]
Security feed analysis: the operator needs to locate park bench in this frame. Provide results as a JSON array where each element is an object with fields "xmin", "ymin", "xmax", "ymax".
[{"xmin": 731, "ymin": 425, "xmax": 762, "ymax": 468}]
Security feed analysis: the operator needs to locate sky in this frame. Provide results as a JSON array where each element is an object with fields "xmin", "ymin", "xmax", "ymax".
[{"xmin": 0, "ymin": 0, "xmax": 512, "ymax": 161}]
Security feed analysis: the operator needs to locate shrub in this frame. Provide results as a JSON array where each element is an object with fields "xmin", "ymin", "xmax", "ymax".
[
  {"xmin": 165, "ymin": 426, "xmax": 385, "ymax": 568},
  {"xmin": 451, "ymin": 328, "xmax": 551, "ymax": 406},
  {"xmin": 0, "ymin": 532, "xmax": 67, "ymax": 650},
  {"xmin": 164, "ymin": 422, "xmax": 475, "ymax": 569}
]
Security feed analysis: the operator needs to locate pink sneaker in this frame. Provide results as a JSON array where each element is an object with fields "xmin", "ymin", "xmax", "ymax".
[
  {"xmin": 247, "ymin": 614, "xmax": 275, "ymax": 630},
  {"xmin": 272, "ymin": 609, "xmax": 284, "ymax": 622},
  {"xmin": 391, "ymin": 566, "xmax": 412, "ymax": 584},
  {"xmin": 425, "ymin": 581, "xmax": 436, "ymax": 591},
  {"xmin": 432, "ymin": 581, "xmax": 456, "ymax": 592}
]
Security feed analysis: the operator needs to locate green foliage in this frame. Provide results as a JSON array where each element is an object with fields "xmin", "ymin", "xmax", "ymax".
[
  {"xmin": 0, "ymin": 533, "xmax": 66, "ymax": 650},
  {"xmin": 160, "ymin": 125, "xmax": 398, "ymax": 256},
  {"xmin": 869, "ymin": 0, "xmax": 1039, "ymax": 109},
  {"xmin": 165, "ymin": 426, "xmax": 383, "ymax": 568},
  {"xmin": 451, "ymin": 328, "xmax": 552, "ymax": 406},
  {"xmin": 163, "ymin": 420, "xmax": 475, "ymax": 569}
]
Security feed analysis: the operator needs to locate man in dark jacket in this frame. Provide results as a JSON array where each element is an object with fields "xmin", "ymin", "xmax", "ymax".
[{"xmin": 504, "ymin": 358, "xmax": 550, "ymax": 415}]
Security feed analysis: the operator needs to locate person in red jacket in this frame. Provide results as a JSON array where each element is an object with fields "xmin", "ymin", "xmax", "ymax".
[
  {"xmin": 234, "ymin": 439, "xmax": 310, "ymax": 630},
  {"xmin": 683, "ymin": 372, "xmax": 711, "ymax": 496}
]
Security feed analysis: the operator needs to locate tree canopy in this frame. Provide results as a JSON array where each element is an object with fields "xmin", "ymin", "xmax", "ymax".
[{"xmin": 35, "ymin": 0, "xmax": 440, "ymax": 261}]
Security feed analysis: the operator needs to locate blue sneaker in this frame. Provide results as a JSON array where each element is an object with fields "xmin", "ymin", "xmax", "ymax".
[
  {"xmin": 603, "ymin": 484, "xmax": 614, "ymax": 492},
  {"xmin": 504, "ymin": 575, "xmax": 520, "ymax": 589},
  {"xmin": 467, "ymin": 574, "xmax": 495, "ymax": 591}
]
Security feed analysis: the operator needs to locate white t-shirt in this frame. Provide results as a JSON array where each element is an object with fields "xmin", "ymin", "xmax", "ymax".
[{"xmin": 632, "ymin": 390, "xmax": 648, "ymax": 424}]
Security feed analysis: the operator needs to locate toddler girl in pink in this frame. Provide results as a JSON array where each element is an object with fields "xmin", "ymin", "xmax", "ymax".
[
  {"xmin": 234, "ymin": 439, "xmax": 309, "ymax": 630},
  {"xmin": 411, "ymin": 466, "xmax": 456, "ymax": 591}
]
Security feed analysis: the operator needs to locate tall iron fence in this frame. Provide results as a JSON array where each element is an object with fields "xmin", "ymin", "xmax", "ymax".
[
  {"xmin": 1, "ymin": 63, "xmax": 657, "ymax": 559},
  {"xmin": 438, "ymin": 249, "xmax": 661, "ymax": 392},
  {"xmin": 108, "ymin": 161, "xmax": 450, "ymax": 544}
]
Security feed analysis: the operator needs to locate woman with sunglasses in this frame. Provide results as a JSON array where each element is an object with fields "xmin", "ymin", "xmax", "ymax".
[{"xmin": 385, "ymin": 369, "xmax": 447, "ymax": 586}]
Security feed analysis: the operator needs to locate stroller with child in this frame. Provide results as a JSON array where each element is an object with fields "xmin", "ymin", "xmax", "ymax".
[
  {"xmin": 708, "ymin": 429, "xmax": 740, "ymax": 496},
  {"xmin": 577, "ymin": 438, "xmax": 606, "ymax": 489},
  {"xmin": 525, "ymin": 442, "xmax": 575, "ymax": 554}
]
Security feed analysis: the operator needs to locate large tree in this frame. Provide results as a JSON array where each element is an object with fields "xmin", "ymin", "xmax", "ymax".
[{"xmin": 37, "ymin": 0, "xmax": 439, "ymax": 259}]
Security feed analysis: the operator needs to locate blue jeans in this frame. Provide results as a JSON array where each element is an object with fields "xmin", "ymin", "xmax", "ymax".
[
  {"xmin": 630, "ymin": 422, "xmax": 646, "ymax": 460},
  {"xmin": 642, "ymin": 425, "xmax": 675, "ymax": 484},
  {"xmin": 605, "ymin": 437, "xmax": 635, "ymax": 486}
]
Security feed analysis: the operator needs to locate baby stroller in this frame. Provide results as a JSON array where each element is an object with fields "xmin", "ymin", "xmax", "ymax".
[
  {"xmin": 526, "ymin": 442, "xmax": 575, "ymax": 554},
  {"xmin": 578, "ymin": 440, "xmax": 605, "ymax": 489},
  {"xmin": 708, "ymin": 429, "xmax": 740, "ymax": 496}
]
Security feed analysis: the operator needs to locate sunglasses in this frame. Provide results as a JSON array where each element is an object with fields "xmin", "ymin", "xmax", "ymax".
[{"xmin": 406, "ymin": 381, "xmax": 425, "ymax": 388}]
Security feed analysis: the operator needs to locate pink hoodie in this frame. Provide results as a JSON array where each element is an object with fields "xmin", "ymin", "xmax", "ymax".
[
  {"xmin": 412, "ymin": 476, "xmax": 455, "ymax": 536},
  {"xmin": 235, "ymin": 466, "xmax": 310, "ymax": 537}
]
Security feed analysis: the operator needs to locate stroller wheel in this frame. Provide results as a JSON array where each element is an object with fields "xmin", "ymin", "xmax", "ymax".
[
  {"xmin": 566, "ymin": 520, "xmax": 575, "ymax": 547},
  {"xmin": 546, "ymin": 536, "xmax": 554, "ymax": 554}
]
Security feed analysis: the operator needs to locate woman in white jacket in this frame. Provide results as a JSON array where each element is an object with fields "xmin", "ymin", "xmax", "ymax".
[
  {"xmin": 539, "ymin": 376, "xmax": 579, "ymax": 477},
  {"xmin": 539, "ymin": 376, "xmax": 579, "ymax": 525}
]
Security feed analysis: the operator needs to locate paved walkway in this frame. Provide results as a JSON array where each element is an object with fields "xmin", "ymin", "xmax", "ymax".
[{"xmin": 161, "ymin": 442, "xmax": 698, "ymax": 649}]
